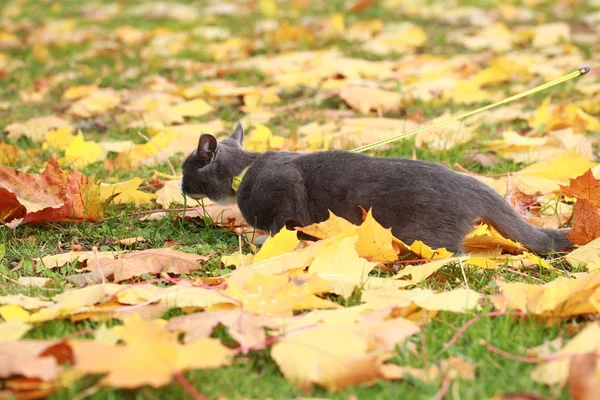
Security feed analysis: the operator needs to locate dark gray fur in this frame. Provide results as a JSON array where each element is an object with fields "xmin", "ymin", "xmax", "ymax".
[{"xmin": 181, "ymin": 123, "xmax": 572, "ymax": 253}]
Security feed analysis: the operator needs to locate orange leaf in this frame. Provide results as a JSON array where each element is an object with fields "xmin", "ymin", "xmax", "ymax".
[
  {"xmin": 567, "ymin": 199, "xmax": 600, "ymax": 245},
  {"xmin": 0, "ymin": 157, "xmax": 116, "ymax": 227},
  {"xmin": 560, "ymin": 169, "xmax": 600, "ymax": 208}
]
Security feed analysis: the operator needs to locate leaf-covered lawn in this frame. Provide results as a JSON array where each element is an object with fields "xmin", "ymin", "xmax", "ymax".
[{"xmin": 1, "ymin": 0, "xmax": 600, "ymax": 399}]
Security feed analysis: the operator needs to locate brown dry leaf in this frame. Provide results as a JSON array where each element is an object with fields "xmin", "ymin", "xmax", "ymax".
[
  {"xmin": 4, "ymin": 115, "xmax": 71, "ymax": 142},
  {"xmin": 166, "ymin": 309, "xmax": 280, "ymax": 349},
  {"xmin": 92, "ymin": 248, "xmax": 208, "ymax": 282},
  {"xmin": 338, "ymin": 87, "xmax": 405, "ymax": 114},
  {"xmin": 67, "ymin": 88, "xmax": 121, "ymax": 118},
  {"xmin": 0, "ymin": 340, "xmax": 62, "ymax": 381},
  {"xmin": 567, "ymin": 353, "xmax": 600, "ymax": 400},
  {"xmin": 111, "ymin": 237, "xmax": 145, "ymax": 247},
  {"xmin": 36, "ymin": 250, "xmax": 120, "ymax": 269},
  {"xmin": 567, "ymin": 200, "xmax": 600, "ymax": 246}
]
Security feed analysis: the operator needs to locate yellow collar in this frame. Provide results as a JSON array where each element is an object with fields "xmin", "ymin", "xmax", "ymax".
[{"xmin": 231, "ymin": 166, "xmax": 251, "ymax": 193}]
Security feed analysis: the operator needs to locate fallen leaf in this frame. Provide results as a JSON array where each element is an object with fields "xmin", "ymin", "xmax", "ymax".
[
  {"xmin": 100, "ymin": 177, "xmax": 156, "ymax": 205},
  {"xmin": 355, "ymin": 208, "xmax": 400, "ymax": 263},
  {"xmin": 167, "ymin": 98, "xmax": 213, "ymax": 119},
  {"xmin": 567, "ymin": 352, "xmax": 600, "ymax": 400},
  {"xmin": 0, "ymin": 157, "xmax": 116, "ymax": 227},
  {"xmin": 567, "ymin": 200, "xmax": 600, "ymax": 246},
  {"xmin": 62, "ymin": 131, "xmax": 103, "ymax": 169},
  {"xmin": 338, "ymin": 87, "xmax": 405, "ymax": 114},
  {"xmin": 560, "ymin": 169, "xmax": 600, "ymax": 208},
  {"xmin": 0, "ymin": 340, "xmax": 61, "ymax": 381},
  {"xmin": 271, "ymin": 319, "xmax": 419, "ymax": 390},
  {"xmin": 166, "ymin": 309, "xmax": 280, "ymax": 350},
  {"xmin": 362, "ymin": 286, "xmax": 481, "ymax": 313},
  {"xmin": 565, "ymin": 237, "xmax": 600, "ymax": 271},
  {"xmin": 531, "ymin": 323, "xmax": 600, "ymax": 385},
  {"xmin": 0, "ymin": 142, "xmax": 20, "ymax": 165},
  {"xmin": 92, "ymin": 248, "xmax": 208, "ymax": 282},
  {"xmin": 36, "ymin": 250, "xmax": 120, "ymax": 269},
  {"xmin": 491, "ymin": 271, "xmax": 600, "ymax": 317},
  {"xmin": 253, "ymin": 228, "xmax": 299, "ymax": 263},
  {"xmin": 0, "ymin": 320, "xmax": 33, "ymax": 341},
  {"xmin": 4, "ymin": 115, "xmax": 71, "ymax": 142},
  {"xmin": 71, "ymin": 316, "xmax": 232, "ymax": 388},
  {"xmin": 68, "ymin": 88, "xmax": 121, "ymax": 118},
  {"xmin": 381, "ymin": 356, "xmax": 475, "ymax": 383}
]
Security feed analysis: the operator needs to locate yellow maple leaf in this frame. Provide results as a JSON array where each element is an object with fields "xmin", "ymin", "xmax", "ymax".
[
  {"xmin": 271, "ymin": 319, "xmax": 420, "ymax": 390},
  {"xmin": 68, "ymin": 89, "xmax": 121, "ymax": 118},
  {"xmin": 111, "ymin": 131, "xmax": 179, "ymax": 169},
  {"xmin": 463, "ymin": 223, "xmax": 523, "ymax": 254},
  {"xmin": 62, "ymin": 131, "xmax": 103, "ymax": 169},
  {"xmin": 243, "ymin": 90, "xmax": 281, "ymax": 112},
  {"xmin": 100, "ymin": 177, "xmax": 156, "ymax": 205},
  {"xmin": 0, "ymin": 304, "xmax": 31, "ymax": 322},
  {"xmin": 168, "ymin": 98, "xmax": 213, "ymax": 119},
  {"xmin": 259, "ymin": 0, "xmax": 277, "ymax": 17},
  {"xmin": 224, "ymin": 271, "xmax": 339, "ymax": 316},
  {"xmin": 446, "ymin": 80, "xmax": 492, "ymax": 105},
  {"xmin": 43, "ymin": 126, "xmax": 76, "ymax": 151},
  {"xmin": 243, "ymin": 123, "xmax": 287, "ymax": 152},
  {"xmin": 71, "ymin": 315, "xmax": 232, "ymax": 388},
  {"xmin": 491, "ymin": 270, "xmax": 600, "ymax": 317},
  {"xmin": 0, "ymin": 142, "xmax": 20, "ymax": 165},
  {"xmin": 529, "ymin": 98, "xmax": 600, "ymax": 134},
  {"xmin": 390, "ymin": 257, "xmax": 459, "ymax": 288},
  {"xmin": 154, "ymin": 179, "xmax": 196, "ymax": 208},
  {"xmin": 361, "ymin": 286, "xmax": 481, "ymax": 312},
  {"xmin": 5, "ymin": 115, "xmax": 71, "ymax": 142},
  {"xmin": 253, "ymin": 228, "xmax": 299, "ymax": 263},
  {"xmin": 566, "ymin": 237, "xmax": 600, "ymax": 272},
  {"xmin": 297, "ymin": 211, "xmax": 357, "ymax": 240},
  {"xmin": 62, "ymin": 84, "xmax": 99, "ymax": 101},
  {"xmin": 355, "ymin": 208, "xmax": 399, "ymax": 263},
  {"xmin": 409, "ymin": 241, "xmax": 454, "ymax": 259},
  {"xmin": 338, "ymin": 87, "xmax": 405, "ymax": 114},
  {"xmin": 309, "ymin": 235, "xmax": 378, "ymax": 298},
  {"xmin": 513, "ymin": 149, "xmax": 598, "ymax": 191},
  {"xmin": 0, "ymin": 320, "xmax": 32, "ymax": 341},
  {"xmin": 363, "ymin": 23, "xmax": 427, "ymax": 55}
]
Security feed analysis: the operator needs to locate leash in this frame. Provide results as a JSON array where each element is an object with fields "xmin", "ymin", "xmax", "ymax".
[{"xmin": 350, "ymin": 66, "xmax": 593, "ymax": 153}]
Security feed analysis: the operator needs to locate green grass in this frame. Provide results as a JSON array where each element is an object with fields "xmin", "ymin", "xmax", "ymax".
[{"xmin": 1, "ymin": 0, "xmax": 598, "ymax": 398}]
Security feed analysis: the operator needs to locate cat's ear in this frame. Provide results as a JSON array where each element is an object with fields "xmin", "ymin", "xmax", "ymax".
[
  {"xmin": 197, "ymin": 134, "xmax": 218, "ymax": 163},
  {"xmin": 230, "ymin": 122, "xmax": 244, "ymax": 146}
]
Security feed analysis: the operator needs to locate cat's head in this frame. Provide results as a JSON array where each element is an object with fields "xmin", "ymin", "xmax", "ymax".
[{"xmin": 181, "ymin": 122, "xmax": 248, "ymax": 203}]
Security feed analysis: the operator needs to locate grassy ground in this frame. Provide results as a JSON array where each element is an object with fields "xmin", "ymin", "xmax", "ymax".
[{"xmin": 1, "ymin": 0, "xmax": 597, "ymax": 399}]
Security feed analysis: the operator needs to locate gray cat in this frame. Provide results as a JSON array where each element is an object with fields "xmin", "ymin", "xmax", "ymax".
[{"xmin": 181, "ymin": 123, "xmax": 571, "ymax": 253}]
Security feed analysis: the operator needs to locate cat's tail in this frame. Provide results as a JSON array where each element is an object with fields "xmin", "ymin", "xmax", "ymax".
[{"xmin": 480, "ymin": 190, "xmax": 572, "ymax": 254}]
